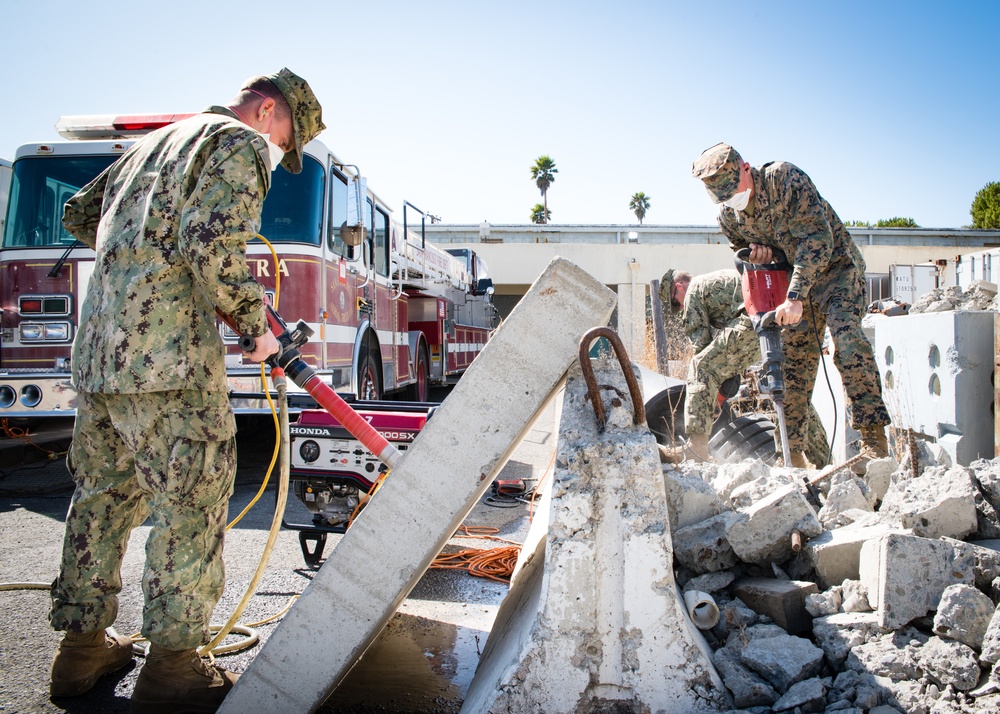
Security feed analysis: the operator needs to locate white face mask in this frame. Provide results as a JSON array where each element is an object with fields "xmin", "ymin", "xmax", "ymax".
[
  {"xmin": 723, "ymin": 187, "xmax": 751, "ymax": 211},
  {"xmin": 261, "ymin": 135, "xmax": 285, "ymax": 173}
]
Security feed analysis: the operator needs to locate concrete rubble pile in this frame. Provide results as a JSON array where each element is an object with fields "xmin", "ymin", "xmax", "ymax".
[
  {"xmin": 665, "ymin": 442, "xmax": 1000, "ymax": 714},
  {"xmin": 909, "ymin": 280, "xmax": 997, "ymax": 314}
]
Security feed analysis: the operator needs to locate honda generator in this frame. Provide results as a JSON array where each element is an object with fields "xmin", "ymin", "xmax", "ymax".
[{"xmin": 285, "ymin": 401, "xmax": 435, "ymax": 566}]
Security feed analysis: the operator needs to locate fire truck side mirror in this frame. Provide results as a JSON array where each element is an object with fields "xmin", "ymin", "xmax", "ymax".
[{"xmin": 339, "ymin": 222, "xmax": 367, "ymax": 247}]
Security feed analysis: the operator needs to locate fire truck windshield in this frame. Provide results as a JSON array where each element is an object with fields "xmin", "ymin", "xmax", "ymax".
[
  {"xmin": 259, "ymin": 155, "xmax": 325, "ymax": 246},
  {"xmin": 2, "ymin": 155, "xmax": 117, "ymax": 248},
  {"xmin": 2, "ymin": 153, "xmax": 326, "ymax": 250}
]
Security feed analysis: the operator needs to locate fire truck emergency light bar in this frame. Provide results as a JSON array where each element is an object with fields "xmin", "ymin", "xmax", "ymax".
[{"xmin": 55, "ymin": 114, "xmax": 196, "ymax": 140}]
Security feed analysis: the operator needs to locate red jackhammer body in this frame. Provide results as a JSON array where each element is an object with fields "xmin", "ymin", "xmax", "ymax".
[{"xmin": 734, "ymin": 247, "xmax": 794, "ymax": 465}]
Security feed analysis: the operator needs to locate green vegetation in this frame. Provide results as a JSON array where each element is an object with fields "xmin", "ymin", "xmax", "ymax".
[
  {"xmin": 530, "ymin": 204, "xmax": 551, "ymax": 224},
  {"xmin": 629, "ymin": 192, "xmax": 651, "ymax": 225},
  {"xmin": 971, "ymin": 182, "xmax": 1000, "ymax": 229},
  {"xmin": 530, "ymin": 155, "xmax": 557, "ymax": 224}
]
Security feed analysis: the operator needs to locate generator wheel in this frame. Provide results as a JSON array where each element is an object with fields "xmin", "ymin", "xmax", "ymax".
[{"xmin": 709, "ymin": 414, "xmax": 778, "ymax": 465}]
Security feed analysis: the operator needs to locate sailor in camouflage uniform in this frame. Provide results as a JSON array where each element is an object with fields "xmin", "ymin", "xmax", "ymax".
[
  {"xmin": 48, "ymin": 69, "xmax": 324, "ymax": 711},
  {"xmin": 691, "ymin": 143, "xmax": 890, "ymax": 466},
  {"xmin": 661, "ymin": 268, "xmax": 830, "ymax": 466}
]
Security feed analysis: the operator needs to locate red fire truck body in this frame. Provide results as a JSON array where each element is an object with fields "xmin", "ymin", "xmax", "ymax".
[{"xmin": 0, "ymin": 114, "xmax": 496, "ymax": 420}]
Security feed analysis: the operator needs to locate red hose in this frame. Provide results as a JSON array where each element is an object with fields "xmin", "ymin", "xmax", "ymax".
[{"xmin": 300, "ymin": 374, "xmax": 402, "ymax": 469}]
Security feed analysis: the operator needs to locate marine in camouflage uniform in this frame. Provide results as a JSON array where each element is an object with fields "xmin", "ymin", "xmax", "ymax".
[
  {"xmin": 50, "ymin": 69, "xmax": 325, "ymax": 656},
  {"xmin": 692, "ymin": 143, "xmax": 890, "ymax": 458},
  {"xmin": 677, "ymin": 270, "xmax": 758, "ymax": 435}
]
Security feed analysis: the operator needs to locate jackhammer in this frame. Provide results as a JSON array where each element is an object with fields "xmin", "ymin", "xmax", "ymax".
[
  {"xmin": 734, "ymin": 247, "xmax": 795, "ymax": 467},
  {"xmin": 217, "ymin": 305, "xmax": 403, "ymax": 470}
]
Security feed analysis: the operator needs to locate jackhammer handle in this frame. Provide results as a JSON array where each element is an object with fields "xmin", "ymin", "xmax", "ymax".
[{"xmin": 734, "ymin": 246, "xmax": 792, "ymax": 273}]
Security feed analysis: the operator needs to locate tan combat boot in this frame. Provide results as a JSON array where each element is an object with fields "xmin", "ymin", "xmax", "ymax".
[
  {"xmin": 131, "ymin": 644, "xmax": 238, "ymax": 713},
  {"xmin": 131, "ymin": 644, "xmax": 239, "ymax": 714},
  {"xmin": 50, "ymin": 627, "xmax": 134, "ymax": 697},
  {"xmin": 685, "ymin": 432, "xmax": 712, "ymax": 462},
  {"xmin": 859, "ymin": 425, "xmax": 890, "ymax": 459},
  {"xmin": 789, "ymin": 451, "xmax": 814, "ymax": 470}
]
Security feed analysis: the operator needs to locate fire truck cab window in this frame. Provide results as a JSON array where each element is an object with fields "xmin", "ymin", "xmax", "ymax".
[
  {"xmin": 2, "ymin": 155, "xmax": 116, "ymax": 248},
  {"xmin": 259, "ymin": 155, "xmax": 324, "ymax": 246},
  {"xmin": 328, "ymin": 169, "xmax": 350, "ymax": 258}
]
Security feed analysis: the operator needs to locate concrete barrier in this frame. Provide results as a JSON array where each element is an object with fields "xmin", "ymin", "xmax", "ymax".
[
  {"xmin": 218, "ymin": 257, "xmax": 617, "ymax": 714},
  {"xmin": 460, "ymin": 360, "xmax": 730, "ymax": 713}
]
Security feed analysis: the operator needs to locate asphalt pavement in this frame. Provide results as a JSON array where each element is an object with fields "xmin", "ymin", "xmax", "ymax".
[{"xmin": 0, "ymin": 398, "xmax": 557, "ymax": 714}]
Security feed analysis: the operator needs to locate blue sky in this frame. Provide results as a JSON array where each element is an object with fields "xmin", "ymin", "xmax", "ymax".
[{"xmin": 3, "ymin": 1, "xmax": 996, "ymax": 228}]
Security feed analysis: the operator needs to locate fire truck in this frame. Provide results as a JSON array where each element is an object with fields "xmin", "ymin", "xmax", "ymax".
[{"xmin": 0, "ymin": 114, "xmax": 497, "ymax": 422}]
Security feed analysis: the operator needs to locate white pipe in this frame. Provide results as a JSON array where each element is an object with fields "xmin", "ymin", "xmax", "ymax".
[{"xmin": 683, "ymin": 590, "xmax": 720, "ymax": 629}]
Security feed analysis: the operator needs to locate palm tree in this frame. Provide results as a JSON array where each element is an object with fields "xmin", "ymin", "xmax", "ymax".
[
  {"xmin": 630, "ymin": 192, "xmax": 651, "ymax": 225},
  {"xmin": 530, "ymin": 204, "xmax": 551, "ymax": 224},
  {"xmin": 530, "ymin": 155, "xmax": 558, "ymax": 223}
]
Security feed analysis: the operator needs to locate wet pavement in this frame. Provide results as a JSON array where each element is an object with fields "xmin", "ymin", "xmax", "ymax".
[{"xmin": 0, "ymin": 398, "xmax": 557, "ymax": 713}]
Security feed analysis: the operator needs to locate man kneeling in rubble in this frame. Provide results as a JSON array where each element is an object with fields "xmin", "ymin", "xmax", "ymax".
[{"xmin": 660, "ymin": 268, "xmax": 829, "ymax": 467}]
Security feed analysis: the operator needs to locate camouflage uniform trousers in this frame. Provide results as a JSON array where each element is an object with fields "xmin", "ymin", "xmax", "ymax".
[
  {"xmin": 782, "ymin": 268, "xmax": 890, "ymax": 453},
  {"xmin": 685, "ymin": 324, "xmax": 760, "ymax": 435},
  {"xmin": 50, "ymin": 389, "xmax": 236, "ymax": 650}
]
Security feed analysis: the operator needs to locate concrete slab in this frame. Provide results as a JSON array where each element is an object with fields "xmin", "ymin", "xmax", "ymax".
[
  {"xmin": 460, "ymin": 360, "xmax": 731, "ymax": 713},
  {"xmin": 859, "ymin": 532, "xmax": 976, "ymax": 629},
  {"xmin": 218, "ymin": 257, "xmax": 617, "ymax": 714}
]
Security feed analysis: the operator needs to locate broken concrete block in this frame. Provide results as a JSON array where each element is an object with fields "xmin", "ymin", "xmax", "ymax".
[
  {"xmin": 715, "ymin": 597, "xmax": 758, "ymax": 635},
  {"xmin": 864, "ymin": 457, "xmax": 898, "ymax": 503},
  {"xmin": 461, "ymin": 359, "xmax": 731, "ymax": 714},
  {"xmin": 663, "ymin": 468, "xmax": 722, "ymax": 531},
  {"xmin": 973, "ymin": 488, "xmax": 1000, "ymax": 539},
  {"xmin": 916, "ymin": 636, "xmax": 981, "ymax": 691},
  {"xmin": 710, "ymin": 459, "xmax": 771, "ymax": 503},
  {"xmin": 859, "ymin": 532, "xmax": 976, "ymax": 629},
  {"xmin": 846, "ymin": 631, "xmax": 924, "ymax": 681},
  {"xmin": 879, "ymin": 464, "xmax": 978, "ymax": 540},
  {"xmin": 965, "ymin": 538, "xmax": 1000, "ymax": 592},
  {"xmin": 734, "ymin": 578, "xmax": 818, "ymax": 635},
  {"xmin": 713, "ymin": 646, "xmax": 779, "ymax": 708},
  {"xmin": 683, "ymin": 570, "xmax": 735, "ymax": 594},
  {"xmin": 673, "ymin": 511, "xmax": 743, "ymax": 574},
  {"xmin": 818, "ymin": 477, "xmax": 874, "ymax": 529},
  {"xmin": 899, "ymin": 438, "xmax": 952, "ymax": 476},
  {"xmin": 812, "ymin": 612, "xmax": 888, "ymax": 668},
  {"xmin": 804, "ymin": 586, "xmax": 842, "ymax": 617},
  {"xmin": 803, "ymin": 523, "xmax": 902, "ymax": 590},
  {"xmin": 981, "ymin": 604, "xmax": 1000, "ymax": 664},
  {"xmin": 771, "ymin": 677, "xmax": 826, "ymax": 713},
  {"xmin": 932, "ymin": 583, "xmax": 995, "ymax": 651},
  {"xmin": 728, "ymin": 470, "xmax": 799, "ymax": 510},
  {"xmin": 737, "ymin": 623, "xmax": 825, "ymax": 693},
  {"xmin": 841, "ymin": 579, "xmax": 873, "ymax": 613},
  {"xmin": 727, "ymin": 484, "xmax": 823, "ymax": 565}
]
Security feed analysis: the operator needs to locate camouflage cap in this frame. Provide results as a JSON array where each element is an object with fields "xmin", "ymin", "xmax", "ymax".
[
  {"xmin": 658, "ymin": 269, "xmax": 678, "ymax": 314},
  {"xmin": 692, "ymin": 142, "xmax": 743, "ymax": 204},
  {"xmin": 244, "ymin": 68, "xmax": 325, "ymax": 174}
]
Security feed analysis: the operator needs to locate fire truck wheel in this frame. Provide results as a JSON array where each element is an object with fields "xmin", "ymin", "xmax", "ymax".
[
  {"xmin": 708, "ymin": 414, "xmax": 778, "ymax": 465},
  {"xmin": 407, "ymin": 345, "xmax": 429, "ymax": 402},
  {"xmin": 357, "ymin": 348, "xmax": 382, "ymax": 401}
]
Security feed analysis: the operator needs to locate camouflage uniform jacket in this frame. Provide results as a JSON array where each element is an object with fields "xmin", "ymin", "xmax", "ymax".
[
  {"xmin": 717, "ymin": 162, "xmax": 864, "ymax": 300},
  {"xmin": 63, "ymin": 107, "xmax": 271, "ymax": 394},
  {"xmin": 682, "ymin": 269, "xmax": 751, "ymax": 353}
]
